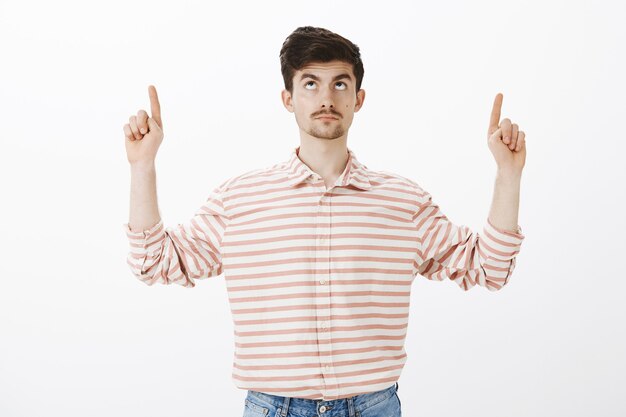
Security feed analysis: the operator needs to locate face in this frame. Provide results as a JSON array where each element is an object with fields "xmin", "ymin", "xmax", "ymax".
[{"xmin": 281, "ymin": 60, "xmax": 365, "ymax": 141}]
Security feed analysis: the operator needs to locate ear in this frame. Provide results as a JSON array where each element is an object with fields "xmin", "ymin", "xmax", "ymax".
[
  {"xmin": 354, "ymin": 89, "xmax": 366, "ymax": 113},
  {"xmin": 281, "ymin": 89, "xmax": 294, "ymax": 113}
]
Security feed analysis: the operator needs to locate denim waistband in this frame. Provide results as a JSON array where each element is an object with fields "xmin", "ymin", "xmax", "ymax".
[{"xmin": 246, "ymin": 381, "xmax": 399, "ymax": 417}]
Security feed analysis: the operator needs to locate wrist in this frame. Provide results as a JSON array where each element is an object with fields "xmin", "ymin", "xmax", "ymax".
[
  {"xmin": 131, "ymin": 162, "xmax": 156, "ymax": 172},
  {"xmin": 496, "ymin": 167, "xmax": 522, "ymax": 182}
]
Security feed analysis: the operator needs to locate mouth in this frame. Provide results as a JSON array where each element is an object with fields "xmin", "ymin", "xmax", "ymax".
[{"xmin": 315, "ymin": 116, "xmax": 339, "ymax": 121}]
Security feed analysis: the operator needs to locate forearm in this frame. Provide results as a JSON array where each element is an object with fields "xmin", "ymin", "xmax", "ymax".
[
  {"xmin": 128, "ymin": 163, "xmax": 161, "ymax": 233},
  {"xmin": 488, "ymin": 169, "xmax": 522, "ymax": 233}
]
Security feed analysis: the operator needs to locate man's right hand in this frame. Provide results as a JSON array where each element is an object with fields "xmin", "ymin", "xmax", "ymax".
[{"xmin": 124, "ymin": 85, "xmax": 164, "ymax": 166}]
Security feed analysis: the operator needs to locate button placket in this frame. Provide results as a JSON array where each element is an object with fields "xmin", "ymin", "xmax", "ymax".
[{"xmin": 315, "ymin": 191, "xmax": 337, "ymax": 398}]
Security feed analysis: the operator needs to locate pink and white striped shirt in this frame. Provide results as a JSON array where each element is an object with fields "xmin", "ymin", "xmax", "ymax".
[{"xmin": 123, "ymin": 145, "xmax": 525, "ymax": 400}]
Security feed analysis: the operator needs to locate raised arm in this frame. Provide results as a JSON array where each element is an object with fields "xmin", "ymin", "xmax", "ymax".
[
  {"xmin": 411, "ymin": 94, "xmax": 527, "ymax": 291},
  {"xmin": 121, "ymin": 85, "xmax": 229, "ymax": 287}
]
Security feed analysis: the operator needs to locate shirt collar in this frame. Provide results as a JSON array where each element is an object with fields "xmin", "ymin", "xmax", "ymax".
[{"xmin": 285, "ymin": 145, "xmax": 372, "ymax": 190}]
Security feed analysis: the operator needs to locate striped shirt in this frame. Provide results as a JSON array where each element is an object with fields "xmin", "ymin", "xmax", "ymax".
[{"xmin": 123, "ymin": 145, "xmax": 525, "ymax": 400}]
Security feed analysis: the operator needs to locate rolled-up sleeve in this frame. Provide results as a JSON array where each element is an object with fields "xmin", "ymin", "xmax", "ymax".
[
  {"xmin": 122, "ymin": 186, "xmax": 230, "ymax": 288},
  {"xmin": 412, "ymin": 191, "xmax": 525, "ymax": 291}
]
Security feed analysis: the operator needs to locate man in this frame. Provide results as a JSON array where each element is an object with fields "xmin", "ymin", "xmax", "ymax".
[{"xmin": 122, "ymin": 26, "xmax": 525, "ymax": 417}]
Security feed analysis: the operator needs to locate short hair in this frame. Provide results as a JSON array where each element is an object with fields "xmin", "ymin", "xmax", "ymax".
[{"xmin": 279, "ymin": 26, "xmax": 365, "ymax": 95}]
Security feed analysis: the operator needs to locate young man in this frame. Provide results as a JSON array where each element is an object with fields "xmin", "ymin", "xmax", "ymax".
[{"xmin": 122, "ymin": 26, "xmax": 526, "ymax": 417}]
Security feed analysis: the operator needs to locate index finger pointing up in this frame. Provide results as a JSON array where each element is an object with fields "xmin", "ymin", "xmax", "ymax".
[
  {"xmin": 148, "ymin": 85, "xmax": 162, "ymax": 128},
  {"xmin": 488, "ymin": 93, "xmax": 503, "ymax": 135}
]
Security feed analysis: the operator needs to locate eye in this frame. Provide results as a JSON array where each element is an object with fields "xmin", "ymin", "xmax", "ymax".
[{"xmin": 303, "ymin": 81, "xmax": 348, "ymax": 90}]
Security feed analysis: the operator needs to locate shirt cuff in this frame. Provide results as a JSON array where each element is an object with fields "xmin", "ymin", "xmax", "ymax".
[
  {"xmin": 123, "ymin": 219, "xmax": 164, "ymax": 240},
  {"xmin": 486, "ymin": 217, "xmax": 525, "ymax": 241},
  {"xmin": 480, "ymin": 217, "xmax": 525, "ymax": 262}
]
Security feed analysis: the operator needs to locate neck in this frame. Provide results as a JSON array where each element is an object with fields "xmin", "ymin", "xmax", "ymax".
[{"xmin": 297, "ymin": 137, "xmax": 349, "ymax": 180}]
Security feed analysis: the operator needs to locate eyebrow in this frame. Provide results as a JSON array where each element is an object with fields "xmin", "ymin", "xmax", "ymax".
[{"xmin": 299, "ymin": 73, "xmax": 353, "ymax": 83}]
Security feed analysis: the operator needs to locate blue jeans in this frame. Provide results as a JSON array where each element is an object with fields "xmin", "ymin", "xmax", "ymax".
[{"xmin": 243, "ymin": 382, "xmax": 402, "ymax": 417}]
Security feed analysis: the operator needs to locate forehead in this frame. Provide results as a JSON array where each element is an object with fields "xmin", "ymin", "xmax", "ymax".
[{"xmin": 295, "ymin": 60, "xmax": 355, "ymax": 80}]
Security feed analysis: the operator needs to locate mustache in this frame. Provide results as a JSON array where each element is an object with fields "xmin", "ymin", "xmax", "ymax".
[{"xmin": 313, "ymin": 110, "xmax": 341, "ymax": 118}]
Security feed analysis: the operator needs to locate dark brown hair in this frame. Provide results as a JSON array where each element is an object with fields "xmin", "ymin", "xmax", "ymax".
[{"xmin": 279, "ymin": 26, "xmax": 364, "ymax": 95}]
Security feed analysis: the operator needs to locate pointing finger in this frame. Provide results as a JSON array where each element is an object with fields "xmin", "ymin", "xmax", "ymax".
[
  {"xmin": 148, "ymin": 85, "xmax": 162, "ymax": 129},
  {"xmin": 488, "ymin": 93, "xmax": 503, "ymax": 135}
]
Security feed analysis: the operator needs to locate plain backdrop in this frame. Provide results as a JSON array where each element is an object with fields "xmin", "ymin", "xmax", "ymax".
[{"xmin": 1, "ymin": 0, "xmax": 625, "ymax": 416}]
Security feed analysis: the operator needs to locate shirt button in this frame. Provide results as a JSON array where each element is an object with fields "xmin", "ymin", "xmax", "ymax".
[{"xmin": 319, "ymin": 279, "xmax": 326, "ymax": 285}]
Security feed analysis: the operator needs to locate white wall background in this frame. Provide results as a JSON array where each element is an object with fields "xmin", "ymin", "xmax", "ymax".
[{"xmin": 1, "ymin": 0, "xmax": 624, "ymax": 416}]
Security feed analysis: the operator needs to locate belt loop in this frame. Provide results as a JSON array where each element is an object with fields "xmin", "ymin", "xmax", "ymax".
[
  {"xmin": 280, "ymin": 395, "xmax": 290, "ymax": 417},
  {"xmin": 346, "ymin": 395, "xmax": 356, "ymax": 417}
]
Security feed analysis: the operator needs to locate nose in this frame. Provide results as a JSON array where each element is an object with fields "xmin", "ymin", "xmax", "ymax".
[{"xmin": 319, "ymin": 84, "xmax": 335, "ymax": 109}]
